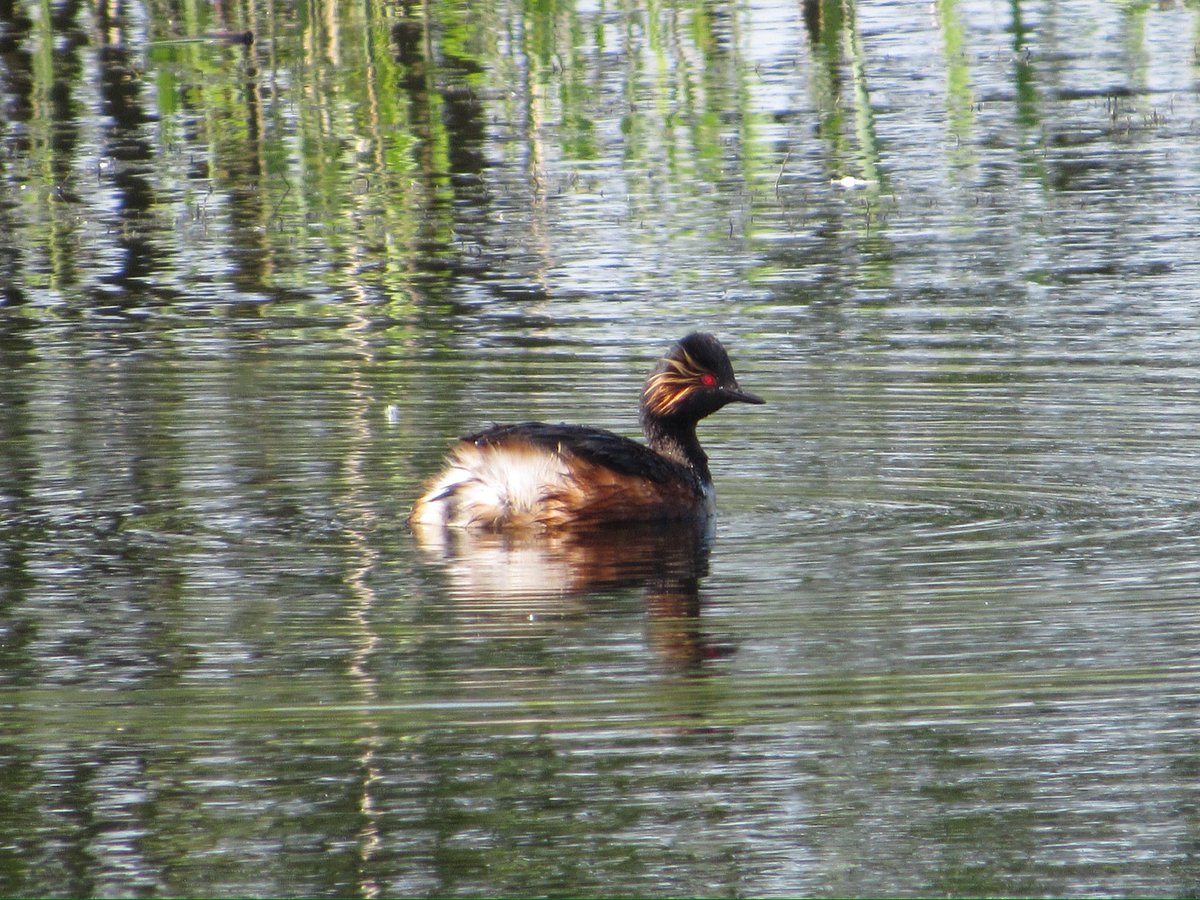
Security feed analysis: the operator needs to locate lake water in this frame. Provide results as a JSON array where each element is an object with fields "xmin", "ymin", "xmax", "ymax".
[{"xmin": 4, "ymin": 0, "xmax": 1200, "ymax": 895}]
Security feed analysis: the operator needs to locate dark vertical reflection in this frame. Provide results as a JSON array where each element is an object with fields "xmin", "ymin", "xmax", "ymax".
[
  {"xmin": 0, "ymin": 327, "xmax": 44, "ymax": 896},
  {"xmin": 803, "ymin": 0, "xmax": 846, "ymax": 115},
  {"xmin": 0, "ymin": 741, "xmax": 38, "ymax": 892},
  {"xmin": 1009, "ymin": 0, "xmax": 1038, "ymax": 129},
  {"xmin": 798, "ymin": 0, "xmax": 858, "ymax": 184},
  {"xmin": 45, "ymin": 0, "xmax": 88, "ymax": 292},
  {"xmin": 801, "ymin": 0, "xmax": 822, "ymax": 42},
  {"xmin": 440, "ymin": 51, "xmax": 485, "ymax": 179},
  {"xmin": 0, "ymin": 0, "xmax": 33, "ymax": 306},
  {"xmin": 94, "ymin": 0, "xmax": 159, "ymax": 300},
  {"xmin": 47, "ymin": 0, "xmax": 86, "ymax": 193},
  {"xmin": 391, "ymin": 0, "xmax": 492, "ymax": 286},
  {"xmin": 440, "ymin": 48, "xmax": 489, "ymax": 276},
  {"xmin": 0, "ymin": 0, "xmax": 33, "ymax": 125},
  {"xmin": 221, "ymin": 15, "xmax": 270, "ymax": 296},
  {"xmin": 0, "ymin": 324, "xmax": 38, "ymax": 686},
  {"xmin": 392, "ymin": 2, "xmax": 452, "ymax": 280}
]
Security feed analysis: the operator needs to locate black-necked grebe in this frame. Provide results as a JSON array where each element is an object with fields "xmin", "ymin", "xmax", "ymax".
[{"xmin": 409, "ymin": 333, "xmax": 764, "ymax": 530}]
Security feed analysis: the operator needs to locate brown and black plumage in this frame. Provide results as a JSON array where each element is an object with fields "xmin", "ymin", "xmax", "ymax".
[{"xmin": 409, "ymin": 333, "xmax": 764, "ymax": 531}]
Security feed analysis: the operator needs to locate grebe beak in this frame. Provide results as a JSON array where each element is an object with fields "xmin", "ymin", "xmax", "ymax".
[{"xmin": 724, "ymin": 385, "xmax": 765, "ymax": 405}]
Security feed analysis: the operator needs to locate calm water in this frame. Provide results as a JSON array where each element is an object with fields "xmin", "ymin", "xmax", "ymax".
[{"xmin": 4, "ymin": 0, "xmax": 1200, "ymax": 895}]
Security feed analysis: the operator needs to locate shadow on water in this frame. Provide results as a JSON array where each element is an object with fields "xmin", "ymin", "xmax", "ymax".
[{"xmin": 410, "ymin": 518, "xmax": 731, "ymax": 672}]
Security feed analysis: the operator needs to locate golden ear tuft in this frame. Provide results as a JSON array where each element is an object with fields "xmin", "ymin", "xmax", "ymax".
[{"xmin": 643, "ymin": 347, "xmax": 708, "ymax": 416}]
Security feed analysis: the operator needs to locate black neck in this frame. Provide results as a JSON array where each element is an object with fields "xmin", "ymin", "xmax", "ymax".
[{"xmin": 642, "ymin": 414, "xmax": 712, "ymax": 484}]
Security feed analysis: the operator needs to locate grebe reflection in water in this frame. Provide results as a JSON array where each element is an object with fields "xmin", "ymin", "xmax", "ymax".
[{"xmin": 410, "ymin": 517, "xmax": 729, "ymax": 670}]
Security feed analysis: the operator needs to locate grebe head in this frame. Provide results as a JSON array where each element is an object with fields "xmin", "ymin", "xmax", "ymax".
[{"xmin": 640, "ymin": 332, "xmax": 764, "ymax": 426}]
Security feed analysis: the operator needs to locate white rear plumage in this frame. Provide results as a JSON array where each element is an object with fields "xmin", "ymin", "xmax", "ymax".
[{"xmin": 410, "ymin": 441, "xmax": 573, "ymax": 529}]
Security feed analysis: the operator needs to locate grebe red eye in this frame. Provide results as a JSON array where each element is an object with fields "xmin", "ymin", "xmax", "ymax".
[{"xmin": 701, "ymin": 373, "xmax": 717, "ymax": 387}]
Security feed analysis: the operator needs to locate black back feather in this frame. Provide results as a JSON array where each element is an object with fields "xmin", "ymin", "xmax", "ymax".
[{"xmin": 462, "ymin": 422, "xmax": 698, "ymax": 486}]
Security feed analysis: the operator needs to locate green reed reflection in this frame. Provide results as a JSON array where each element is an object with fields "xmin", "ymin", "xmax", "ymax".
[
  {"xmin": 1, "ymin": 0, "xmax": 824, "ymax": 311},
  {"xmin": 938, "ymin": 0, "xmax": 976, "ymax": 174}
]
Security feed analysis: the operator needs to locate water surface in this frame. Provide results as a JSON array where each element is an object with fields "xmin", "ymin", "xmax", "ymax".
[{"xmin": 4, "ymin": 0, "xmax": 1200, "ymax": 895}]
